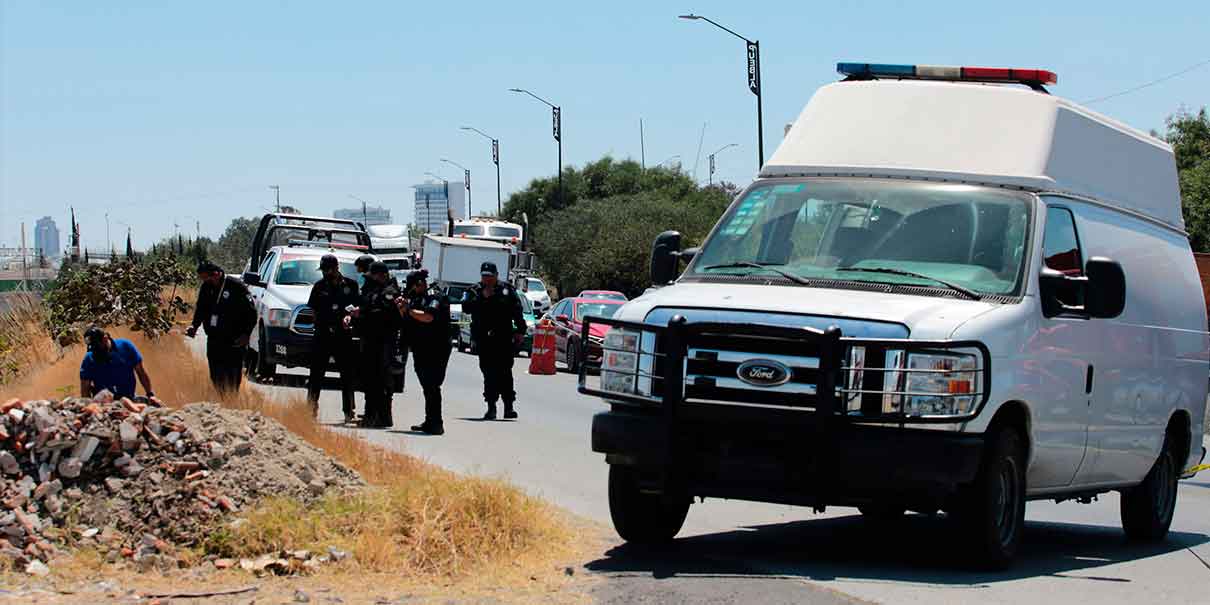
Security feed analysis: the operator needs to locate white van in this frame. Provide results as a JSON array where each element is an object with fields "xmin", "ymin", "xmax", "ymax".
[{"xmin": 582, "ymin": 62, "xmax": 1208, "ymax": 568}]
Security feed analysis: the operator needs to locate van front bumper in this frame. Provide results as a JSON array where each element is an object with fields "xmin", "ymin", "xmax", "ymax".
[{"xmin": 592, "ymin": 407, "xmax": 984, "ymax": 508}]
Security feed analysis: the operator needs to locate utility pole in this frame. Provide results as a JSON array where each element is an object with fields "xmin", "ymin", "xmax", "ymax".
[
  {"xmin": 270, "ymin": 185, "xmax": 281, "ymax": 212},
  {"xmin": 19, "ymin": 223, "xmax": 29, "ymax": 290},
  {"xmin": 640, "ymin": 118, "xmax": 646, "ymax": 169}
]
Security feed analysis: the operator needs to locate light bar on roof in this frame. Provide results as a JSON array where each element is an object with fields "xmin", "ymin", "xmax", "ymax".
[{"xmin": 837, "ymin": 62, "xmax": 1058, "ymax": 86}]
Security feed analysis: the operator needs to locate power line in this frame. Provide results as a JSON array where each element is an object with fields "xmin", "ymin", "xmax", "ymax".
[{"xmin": 1082, "ymin": 58, "xmax": 1210, "ymax": 105}]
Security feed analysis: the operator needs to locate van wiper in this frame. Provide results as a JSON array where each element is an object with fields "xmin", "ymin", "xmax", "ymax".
[
  {"xmin": 700, "ymin": 261, "xmax": 812, "ymax": 286},
  {"xmin": 836, "ymin": 266, "xmax": 981, "ymax": 300}
]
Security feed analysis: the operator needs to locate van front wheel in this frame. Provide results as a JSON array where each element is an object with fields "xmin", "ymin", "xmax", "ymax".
[
  {"xmin": 952, "ymin": 427, "xmax": 1025, "ymax": 569},
  {"xmin": 1120, "ymin": 434, "xmax": 1178, "ymax": 542},
  {"xmin": 608, "ymin": 466, "xmax": 690, "ymax": 545}
]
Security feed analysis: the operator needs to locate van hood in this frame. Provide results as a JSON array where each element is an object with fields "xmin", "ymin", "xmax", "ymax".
[{"xmin": 620, "ymin": 282, "xmax": 1004, "ymax": 340}]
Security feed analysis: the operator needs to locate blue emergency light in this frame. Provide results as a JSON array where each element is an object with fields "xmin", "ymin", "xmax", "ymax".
[{"xmin": 837, "ymin": 62, "xmax": 1058, "ymax": 86}]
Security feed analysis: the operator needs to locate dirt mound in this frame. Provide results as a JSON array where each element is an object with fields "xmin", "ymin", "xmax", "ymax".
[{"xmin": 1, "ymin": 395, "xmax": 363, "ymax": 572}]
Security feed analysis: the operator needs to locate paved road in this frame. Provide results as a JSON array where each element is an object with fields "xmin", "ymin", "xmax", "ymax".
[{"xmin": 255, "ymin": 348, "xmax": 1210, "ymax": 604}]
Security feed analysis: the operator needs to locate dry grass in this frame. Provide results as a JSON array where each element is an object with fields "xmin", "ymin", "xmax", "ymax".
[
  {"xmin": 0, "ymin": 315, "xmax": 578, "ymax": 582},
  {"xmin": 0, "ymin": 293, "xmax": 58, "ymax": 386}
]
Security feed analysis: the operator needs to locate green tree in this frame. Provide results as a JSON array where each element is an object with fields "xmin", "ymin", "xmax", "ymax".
[
  {"xmin": 1163, "ymin": 108, "xmax": 1210, "ymax": 251},
  {"xmin": 43, "ymin": 257, "xmax": 193, "ymax": 342},
  {"xmin": 530, "ymin": 162, "xmax": 733, "ymax": 297},
  {"xmin": 210, "ymin": 217, "xmax": 260, "ymax": 275}
]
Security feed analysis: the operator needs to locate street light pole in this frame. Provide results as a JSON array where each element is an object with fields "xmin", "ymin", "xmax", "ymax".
[
  {"xmin": 707, "ymin": 143, "xmax": 739, "ymax": 186},
  {"xmin": 269, "ymin": 185, "xmax": 281, "ymax": 212},
  {"xmin": 440, "ymin": 159, "xmax": 471, "ymax": 218},
  {"xmin": 461, "ymin": 127, "xmax": 502, "ymax": 215},
  {"xmin": 678, "ymin": 14, "xmax": 764, "ymax": 170},
  {"xmin": 509, "ymin": 88, "xmax": 562, "ymax": 210}
]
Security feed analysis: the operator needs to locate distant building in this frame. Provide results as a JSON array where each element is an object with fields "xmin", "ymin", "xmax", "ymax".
[
  {"xmin": 34, "ymin": 217, "xmax": 60, "ymax": 259},
  {"xmin": 334, "ymin": 205, "xmax": 391, "ymax": 226},
  {"xmin": 413, "ymin": 181, "xmax": 466, "ymax": 234}
]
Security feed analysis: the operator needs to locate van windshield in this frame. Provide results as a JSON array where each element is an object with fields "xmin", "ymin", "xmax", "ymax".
[{"xmin": 689, "ymin": 179, "xmax": 1033, "ymax": 296}]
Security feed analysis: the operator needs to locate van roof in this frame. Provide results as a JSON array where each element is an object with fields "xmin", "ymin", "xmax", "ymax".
[{"xmin": 764, "ymin": 80, "xmax": 1182, "ymax": 230}]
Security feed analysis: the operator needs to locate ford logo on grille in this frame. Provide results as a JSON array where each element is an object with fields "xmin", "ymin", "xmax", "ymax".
[{"xmin": 736, "ymin": 359, "xmax": 792, "ymax": 387}]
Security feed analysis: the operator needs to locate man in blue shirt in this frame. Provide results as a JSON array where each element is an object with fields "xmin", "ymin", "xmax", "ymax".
[{"xmin": 79, "ymin": 326, "xmax": 156, "ymax": 401}]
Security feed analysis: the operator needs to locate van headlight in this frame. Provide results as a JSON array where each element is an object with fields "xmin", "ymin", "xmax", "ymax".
[
  {"xmin": 266, "ymin": 308, "xmax": 292, "ymax": 328},
  {"xmin": 885, "ymin": 351, "xmax": 980, "ymax": 417},
  {"xmin": 600, "ymin": 328, "xmax": 641, "ymax": 395}
]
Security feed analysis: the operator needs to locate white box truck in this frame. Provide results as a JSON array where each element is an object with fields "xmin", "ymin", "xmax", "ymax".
[
  {"xmin": 420, "ymin": 235, "xmax": 513, "ymax": 341},
  {"xmin": 582, "ymin": 61, "xmax": 1208, "ymax": 568}
]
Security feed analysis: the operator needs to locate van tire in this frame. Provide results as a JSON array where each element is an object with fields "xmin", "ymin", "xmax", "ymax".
[
  {"xmin": 953, "ymin": 426, "xmax": 1025, "ymax": 569},
  {"xmin": 608, "ymin": 465, "xmax": 690, "ymax": 545},
  {"xmin": 1120, "ymin": 433, "xmax": 1178, "ymax": 542}
]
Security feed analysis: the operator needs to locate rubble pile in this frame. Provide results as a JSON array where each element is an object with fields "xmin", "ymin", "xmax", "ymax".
[{"xmin": 1, "ymin": 394, "xmax": 363, "ymax": 573}]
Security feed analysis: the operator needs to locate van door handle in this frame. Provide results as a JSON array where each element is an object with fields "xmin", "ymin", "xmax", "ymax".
[{"xmin": 1086, "ymin": 365, "xmax": 1094, "ymax": 395}]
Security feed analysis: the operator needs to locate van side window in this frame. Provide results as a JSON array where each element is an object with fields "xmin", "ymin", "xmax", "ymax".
[{"xmin": 1043, "ymin": 208, "xmax": 1083, "ymax": 276}]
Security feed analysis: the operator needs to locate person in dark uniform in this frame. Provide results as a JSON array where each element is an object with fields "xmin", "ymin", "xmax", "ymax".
[
  {"xmin": 462, "ymin": 261, "xmax": 527, "ymax": 420},
  {"xmin": 187, "ymin": 261, "xmax": 257, "ymax": 392},
  {"xmin": 306, "ymin": 254, "xmax": 360, "ymax": 423},
  {"xmin": 395, "ymin": 269, "xmax": 450, "ymax": 435},
  {"xmin": 346, "ymin": 261, "xmax": 400, "ymax": 428},
  {"xmin": 354, "ymin": 254, "xmax": 374, "ymax": 286}
]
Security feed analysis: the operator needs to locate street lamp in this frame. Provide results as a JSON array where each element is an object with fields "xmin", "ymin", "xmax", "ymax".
[
  {"xmin": 269, "ymin": 185, "xmax": 281, "ymax": 212},
  {"xmin": 440, "ymin": 159, "xmax": 470, "ymax": 219},
  {"xmin": 508, "ymin": 88, "xmax": 562, "ymax": 209},
  {"xmin": 460, "ymin": 126, "xmax": 501, "ymax": 215},
  {"xmin": 707, "ymin": 143, "xmax": 739, "ymax": 185},
  {"xmin": 678, "ymin": 13, "xmax": 764, "ymax": 169},
  {"xmin": 347, "ymin": 194, "xmax": 375, "ymax": 226}
]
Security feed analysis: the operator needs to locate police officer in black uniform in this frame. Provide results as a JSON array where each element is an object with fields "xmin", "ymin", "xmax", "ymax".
[
  {"xmin": 306, "ymin": 254, "xmax": 360, "ymax": 423},
  {"xmin": 187, "ymin": 261, "xmax": 257, "ymax": 392},
  {"xmin": 462, "ymin": 261, "xmax": 527, "ymax": 420},
  {"xmin": 346, "ymin": 261, "xmax": 400, "ymax": 428},
  {"xmin": 395, "ymin": 269, "xmax": 450, "ymax": 435}
]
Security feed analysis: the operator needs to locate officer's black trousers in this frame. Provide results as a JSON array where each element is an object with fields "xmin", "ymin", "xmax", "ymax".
[
  {"xmin": 360, "ymin": 335, "xmax": 394, "ymax": 427},
  {"xmin": 413, "ymin": 345, "xmax": 451, "ymax": 426},
  {"xmin": 206, "ymin": 339, "xmax": 245, "ymax": 393},
  {"xmin": 478, "ymin": 338, "xmax": 516, "ymax": 408},
  {"xmin": 308, "ymin": 332, "xmax": 357, "ymax": 415}
]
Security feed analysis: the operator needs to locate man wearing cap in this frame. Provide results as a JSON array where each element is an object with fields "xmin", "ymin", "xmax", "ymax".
[
  {"xmin": 346, "ymin": 260, "xmax": 400, "ymax": 428},
  {"xmin": 80, "ymin": 326, "xmax": 157, "ymax": 402},
  {"xmin": 461, "ymin": 261, "xmax": 527, "ymax": 420},
  {"xmin": 187, "ymin": 261, "xmax": 257, "ymax": 392},
  {"xmin": 306, "ymin": 254, "xmax": 360, "ymax": 423},
  {"xmin": 396, "ymin": 269, "xmax": 450, "ymax": 435},
  {"xmin": 354, "ymin": 254, "xmax": 374, "ymax": 288}
]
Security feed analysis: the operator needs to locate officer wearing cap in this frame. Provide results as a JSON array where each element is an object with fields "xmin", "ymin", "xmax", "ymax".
[
  {"xmin": 187, "ymin": 260, "xmax": 257, "ymax": 392},
  {"xmin": 354, "ymin": 254, "xmax": 374, "ymax": 287},
  {"xmin": 461, "ymin": 261, "xmax": 527, "ymax": 420},
  {"xmin": 306, "ymin": 254, "xmax": 360, "ymax": 423},
  {"xmin": 80, "ymin": 326, "xmax": 158, "ymax": 402},
  {"xmin": 396, "ymin": 269, "xmax": 450, "ymax": 435},
  {"xmin": 346, "ymin": 260, "xmax": 400, "ymax": 428}
]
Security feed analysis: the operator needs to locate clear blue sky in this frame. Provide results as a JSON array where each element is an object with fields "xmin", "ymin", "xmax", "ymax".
[{"xmin": 2, "ymin": 0, "xmax": 1208, "ymax": 251}]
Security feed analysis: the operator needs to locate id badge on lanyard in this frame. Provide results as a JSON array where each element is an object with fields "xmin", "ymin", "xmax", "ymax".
[{"xmin": 211, "ymin": 279, "xmax": 226, "ymax": 328}]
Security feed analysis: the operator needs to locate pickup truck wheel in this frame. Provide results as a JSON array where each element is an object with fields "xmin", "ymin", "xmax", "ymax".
[
  {"xmin": 859, "ymin": 504, "xmax": 906, "ymax": 522},
  {"xmin": 608, "ymin": 465, "xmax": 690, "ymax": 545},
  {"xmin": 253, "ymin": 331, "xmax": 276, "ymax": 381},
  {"xmin": 952, "ymin": 426, "xmax": 1025, "ymax": 569},
  {"xmin": 1120, "ymin": 433, "xmax": 1178, "ymax": 542}
]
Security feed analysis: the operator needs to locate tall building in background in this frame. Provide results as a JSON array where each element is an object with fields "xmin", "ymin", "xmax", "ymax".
[
  {"xmin": 34, "ymin": 216, "xmax": 60, "ymax": 258},
  {"xmin": 413, "ymin": 181, "xmax": 466, "ymax": 234},
  {"xmin": 334, "ymin": 205, "xmax": 391, "ymax": 226}
]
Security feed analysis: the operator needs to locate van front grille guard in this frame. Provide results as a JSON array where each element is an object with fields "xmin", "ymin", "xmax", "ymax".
[{"xmin": 577, "ymin": 315, "xmax": 991, "ymax": 425}]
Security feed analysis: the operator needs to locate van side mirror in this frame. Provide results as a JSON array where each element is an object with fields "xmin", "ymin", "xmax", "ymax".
[
  {"xmin": 1085, "ymin": 257, "xmax": 1126, "ymax": 319},
  {"xmin": 650, "ymin": 231, "xmax": 683, "ymax": 286},
  {"xmin": 679, "ymin": 247, "xmax": 700, "ymax": 264},
  {"xmin": 242, "ymin": 272, "xmax": 264, "ymax": 287}
]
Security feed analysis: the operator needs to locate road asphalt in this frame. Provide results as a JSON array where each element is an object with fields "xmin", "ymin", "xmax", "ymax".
[{"xmin": 253, "ymin": 347, "xmax": 1210, "ymax": 605}]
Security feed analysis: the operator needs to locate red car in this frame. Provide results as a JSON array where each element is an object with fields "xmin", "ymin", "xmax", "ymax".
[
  {"xmin": 546, "ymin": 297, "xmax": 625, "ymax": 372},
  {"xmin": 577, "ymin": 290, "xmax": 628, "ymax": 301}
]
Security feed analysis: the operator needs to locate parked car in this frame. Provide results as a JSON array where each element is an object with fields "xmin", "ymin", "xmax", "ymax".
[
  {"xmin": 545, "ymin": 297, "xmax": 625, "ymax": 372},
  {"xmin": 578, "ymin": 290, "xmax": 627, "ymax": 301},
  {"xmin": 516, "ymin": 276, "xmax": 552, "ymax": 314},
  {"xmin": 457, "ymin": 290, "xmax": 537, "ymax": 356}
]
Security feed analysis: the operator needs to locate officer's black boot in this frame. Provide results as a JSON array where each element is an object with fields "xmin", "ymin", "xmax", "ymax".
[
  {"xmin": 483, "ymin": 403, "xmax": 497, "ymax": 420},
  {"xmin": 503, "ymin": 401, "xmax": 518, "ymax": 420}
]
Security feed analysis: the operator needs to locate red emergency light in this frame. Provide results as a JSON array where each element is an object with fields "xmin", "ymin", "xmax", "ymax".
[{"xmin": 838, "ymin": 62, "xmax": 1058, "ymax": 87}]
